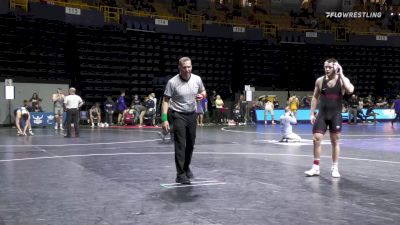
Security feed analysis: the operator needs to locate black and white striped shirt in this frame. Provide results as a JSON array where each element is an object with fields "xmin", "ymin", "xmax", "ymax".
[{"xmin": 164, "ymin": 74, "xmax": 205, "ymax": 113}]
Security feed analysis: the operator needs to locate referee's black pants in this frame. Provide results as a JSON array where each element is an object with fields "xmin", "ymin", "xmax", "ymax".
[
  {"xmin": 66, "ymin": 108, "xmax": 80, "ymax": 137},
  {"xmin": 171, "ymin": 110, "xmax": 197, "ymax": 178}
]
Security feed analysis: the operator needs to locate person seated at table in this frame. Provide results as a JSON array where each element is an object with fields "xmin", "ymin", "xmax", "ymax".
[
  {"xmin": 31, "ymin": 103, "xmax": 43, "ymax": 112},
  {"xmin": 29, "ymin": 92, "xmax": 42, "ymax": 110}
]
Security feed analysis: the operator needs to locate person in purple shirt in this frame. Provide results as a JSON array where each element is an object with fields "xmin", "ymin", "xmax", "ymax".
[
  {"xmin": 117, "ymin": 91, "xmax": 127, "ymax": 125},
  {"xmin": 201, "ymin": 97, "xmax": 208, "ymax": 124},
  {"xmin": 391, "ymin": 95, "xmax": 400, "ymax": 127}
]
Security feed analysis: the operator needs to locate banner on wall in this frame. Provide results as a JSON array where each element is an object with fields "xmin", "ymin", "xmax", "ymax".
[
  {"xmin": 30, "ymin": 112, "xmax": 66, "ymax": 127},
  {"xmin": 256, "ymin": 109, "xmax": 396, "ymax": 121}
]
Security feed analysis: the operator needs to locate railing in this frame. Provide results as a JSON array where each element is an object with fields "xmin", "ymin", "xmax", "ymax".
[
  {"xmin": 187, "ymin": 14, "xmax": 204, "ymax": 32},
  {"xmin": 177, "ymin": 6, "xmax": 187, "ymax": 19},
  {"xmin": 100, "ymin": 6, "xmax": 123, "ymax": 24},
  {"xmin": 261, "ymin": 23, "xmax": 278, "ymax": 38},
  {"xmin": 125, "ymin": 10, "xmax": 183, "ymax": 22},
  {"xmin": 33, "ymin": 0, "xmax": 99, "ymax": 10},
  {"xmin": 350, "ymin": 31, "xmax": 400, "ymax": 36},
  {"xmin": 334, "ymin": 27, "xmax": 349, "ymax": 42},
  {"xmin": 15, "ymin": 1, "xmax": 400, "ymax": 38},
  {"xmin": 206, "ymin": 20, "xmax": 259, "ymax": 29},
  {"xmin": 10, "ymin": 0, "xmax": 28, "ymax": 11}
]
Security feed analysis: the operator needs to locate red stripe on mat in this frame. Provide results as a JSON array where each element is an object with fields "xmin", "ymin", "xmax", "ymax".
[{"xmin": 111, "ymin": 125, "xmax": 160, "ymax": 129}]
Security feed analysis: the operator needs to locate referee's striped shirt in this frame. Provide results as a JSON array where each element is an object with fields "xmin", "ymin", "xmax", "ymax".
[{"xmin": 164, "ymin": 73, "xmax": 205, "ymax": 113}]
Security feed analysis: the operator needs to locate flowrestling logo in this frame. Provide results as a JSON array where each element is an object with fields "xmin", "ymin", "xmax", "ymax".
[{"xmin": 326, "ymin": 11, "xmax": 382, "ymax": 19}]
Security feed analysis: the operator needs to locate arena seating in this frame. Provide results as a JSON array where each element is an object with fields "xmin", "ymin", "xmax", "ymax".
[
  {"xmin": 74, "ymin": 26, "xmax": 235, "ymax": 104},
  {"xmin": 1, "ymin": 8, "xmax": 400, "ymax": 103},
  {"xmin": 0, "ymin": 14, "xmax": 68, "ymax": 83}
]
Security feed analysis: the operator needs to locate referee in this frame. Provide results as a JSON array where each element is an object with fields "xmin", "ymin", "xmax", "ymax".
[
  {"xmin": 161, "ymin": 57, "xmax": 206, "ymax": 184},
  {"xmin": 64, "ymin": 87, "xmax": 84, "ymax": 138}
]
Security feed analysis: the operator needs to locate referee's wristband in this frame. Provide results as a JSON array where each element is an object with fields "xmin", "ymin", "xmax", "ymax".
[{"xmin": 161, "ymin": 113, "xmax": 168, "ymax": 122}]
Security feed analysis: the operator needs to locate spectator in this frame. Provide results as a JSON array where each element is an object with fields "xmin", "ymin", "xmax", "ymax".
[
  {"xmin": 288, "ymin": 95, "xmax": 300, "ymax": 119},
  {"xmin": 132, "ymin": 94, "xmax": 146, "ymax": 125},
  {"xmin": 264, "ymin": 99, "xmax": 275, "ymax": 125},
  {"xmin": 196, "ymin": 99, "xmax": 204, "ymax": 126},
  {"xmin": 23, "ymin": 99, "xmax": 33, "ymax": 112},
  {"xmin": 238, "ymin": 94, "xmax": 247, "ymax": 123},
  {"xmin": 302, "ymin": 95, "xmax": 311, "ymax": 108},
  {"xmin": 364, "ymin": 104, "xmax": 378, "ymax": 124},
  {"xmin": 104, "ymin": 96, "xmax": 115, "ymax": 125},
  {"xmin": 29, "ymin": 92, "xmax": 42, "ymax": 110},
  {"xmin": 150, "ymin": 93, "xmax": 157, "ymax": 112},
  {"xmin": 215, "ymin": 95, "xmax": 224, "ymax": 124},
  {"xmin": 364, "ymin": 94, "xmax": 374, "ymax": 108},
  {"xmin": 376, "ymin": 96, "xmax": 388, "ymax": 108},
  {"xmin": 116, "ymin": 91, "xmax": 128, "ymax": 125},
  {"xmin": 201, "ymin": 95, "xmax": 209, "ymax": 124},
  {"xmin": 89, "ymin": 102, "xmax": 102, "ymax": 127},
  {"xmin": 210, "ymin": 90, "xmax": 217, "ymax": 123},
  {"xmin": 348, "ymin": 94, "xmax": 359, "ymax": 124},
  {"xmin": 149, "ymin": 93, "xmax": 158, "ymax": 125},
  {"xmin": 139, "ymin": 94, "xmax": 156, "ymax": 127},
  {"xmin": 274, "ymin": 97, "xmax": 280, "ymax": 109},
  {"xmin": 391, "ymin": 95, "xmax": 400, "ymax": 127},
  {"xmin": 32, "ymin": 103, "xmax": 43, "ymax": 112}
]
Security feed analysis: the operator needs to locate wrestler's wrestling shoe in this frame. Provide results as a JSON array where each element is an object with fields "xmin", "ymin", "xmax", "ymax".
[
  {"xmin": 331, "ymin": 166, "xmax": 341, "ymax": 178},
  {"xmin": 304, "ymin": 165, "xmax": 320, "ymax": 177}
]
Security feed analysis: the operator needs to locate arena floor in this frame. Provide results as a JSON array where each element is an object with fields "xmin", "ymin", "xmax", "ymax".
[{"xmin": 0, "ymin": 122, "xmax": 399, "ymax": 225}]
